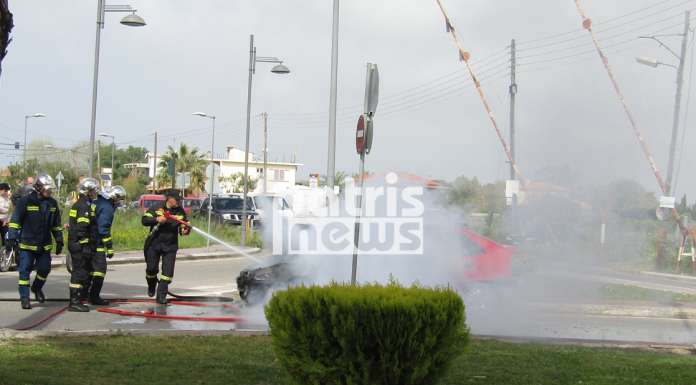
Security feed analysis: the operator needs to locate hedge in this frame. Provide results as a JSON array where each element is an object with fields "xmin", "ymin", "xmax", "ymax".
[{"xmin": 265, "ymin": 282, "xmax": 468, "ymax": 385}]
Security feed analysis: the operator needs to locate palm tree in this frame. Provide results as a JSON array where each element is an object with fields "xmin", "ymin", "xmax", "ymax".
[{"xmin": 159, "ymin": 143, "xmax": 208, "ymax": 194}]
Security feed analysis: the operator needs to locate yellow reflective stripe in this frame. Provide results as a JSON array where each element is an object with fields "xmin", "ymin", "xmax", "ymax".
[
  {"xmin": 102, "ymin": 237, "xmax": 112, "ymax": 243},
  {"xmin": 145, "ymin": 274, "xmax": 157, "ymax": 279},
  {"xmin": 52, "ymin": 226, "xmax": 63, "ymax": 232},
  {"xmin": 44, "ymin": 244, "xmax": 52, "ymax": 251},
  {"xmin": 26, "ymin": 205, "xmax": 39, "ymax": 211},
  {"xmin": 69, "ymin": 209, "xmax": 77, "ymax": 217},
  {"xmin": 19, "ymin": 243, "xmax": 38, "ymax": 251},
  {"xmin": 49, "ymin": 207, "xmax": 56, "ymax": 212},
  {"xmin": 78, "ymin": 238, "xmax": 89, "ymax": 244},
  {"xmin": 69, "ymin": 283, "xmax": 82, "ymax": 289},
  {"xmin": 8, "ymin": 222, "xmax": 20, "ymax": 229},
  {"xmin": 96, "ymin": 247, "xmax": 106, "ymax": 252},
  {"xmin": 159, "ymin": 275, "xmax": 172, "ymax": 282},
  {"xmin": 107, "ymin": 249, "xmax": 114, "ymax": 254},
  {"xmin": 18, "ymin": 280, "xmax": 30, "ymax": 286},
  {"xmin": 77, "ymin": 217, "xmax": 90, "ymax": 224},
  {"xmin": 143, "ymin": 212, "xmax": 153, "ymax": 218},
  {"xmin": 91, "ymin": 271, "xmax": 106, "ymax": 278},
  {"xmin": 36, "ymin": 275, "xmax": 47, "ymax": 281}
]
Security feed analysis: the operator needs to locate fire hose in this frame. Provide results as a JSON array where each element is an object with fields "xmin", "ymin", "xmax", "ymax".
[{"xmin": 0, "ymin": 211, "xmax": 263, "ymax": 330}]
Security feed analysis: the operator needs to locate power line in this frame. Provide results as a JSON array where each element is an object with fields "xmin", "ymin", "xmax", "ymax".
[{"xmin": 518, "ymin": 0, "xmax": 692, "ymax": 47}]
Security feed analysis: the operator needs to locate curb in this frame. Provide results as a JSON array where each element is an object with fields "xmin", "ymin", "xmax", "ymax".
[
  {"xmin": 48, "ymin": 248, "xmax": 262, "ymax": 268},
  {"xmin": 0, "ymin": 328, "xmax": 269, "ymax": 339}
]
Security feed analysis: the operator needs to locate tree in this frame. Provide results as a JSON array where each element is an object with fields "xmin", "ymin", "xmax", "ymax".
[
  {"xmin": 97, "ymin": 143, "xmax": 148, "ymax": 184},
  {"xmin": 122, "ymin": 175, "xmax": 146, "ymax": 200},
  {"xmin": 158, "ymin": 143, "xmax": 208, "ymax": 193},
  {"xmin": 218, "ymin": 173, "xmax": 257, "ymax": 194},
  {"xmin": 0, "ymin": 0, "xmax": 13, "ymax": 78}
]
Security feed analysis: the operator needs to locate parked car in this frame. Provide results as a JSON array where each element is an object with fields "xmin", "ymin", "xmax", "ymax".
[
  {"xmin": 198, "ymin": 194, "xmax": 257, "ymax": 225},
  {"xmin": 183, "ymin": 196, "xmax": 204, "ymax": 215},
  {"xmin": 138, "ymin": 194, "xmax": 165, "ymax": 212},
  {"xmin": 248, "ymin": 193, "xmax": 294, "ymax": 227}
]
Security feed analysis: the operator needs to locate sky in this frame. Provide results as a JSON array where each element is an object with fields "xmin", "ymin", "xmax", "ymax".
[{"xmin": 1, "ymin": 0, "xmax": 696, "ymax": 199}]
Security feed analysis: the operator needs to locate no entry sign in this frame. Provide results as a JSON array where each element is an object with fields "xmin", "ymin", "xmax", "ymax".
[{"xmin": 355, "ymin": 114, "xmax": 373, "ymax": 155}]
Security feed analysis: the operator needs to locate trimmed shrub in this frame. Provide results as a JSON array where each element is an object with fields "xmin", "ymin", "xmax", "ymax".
[{"xmin": 265, "ymin": 282, "xmax": 469, "ymax": 385}]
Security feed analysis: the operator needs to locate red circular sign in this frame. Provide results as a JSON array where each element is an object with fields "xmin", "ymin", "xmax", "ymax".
[{"xmin": 356, "ymin": 114, "xmax": 366, "ymax": 155}]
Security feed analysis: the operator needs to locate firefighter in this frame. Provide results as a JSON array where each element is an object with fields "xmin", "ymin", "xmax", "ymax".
[
  {"xmin": 67, "ymin": 177, "xmax": 100, "ymax": 312},
  {"xmin": 6, "ymin": 174, "xmax": 63, "ymax": 310},
  {"xmin": 142, "ymin": 189, "xmax": 190, "ymax": 304},
  {"xmin": 88, "ymin": 185, "xmax": 126, "ymax": 305}
]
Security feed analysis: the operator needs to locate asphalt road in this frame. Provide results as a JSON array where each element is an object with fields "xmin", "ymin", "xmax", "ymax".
[
  {"xmin": 1, "ymin": 256, "xmax": 696, "ymax": 345},
  {"xmin": 0, "ymin": 256, "xmax": 264, "ymax": 332}
]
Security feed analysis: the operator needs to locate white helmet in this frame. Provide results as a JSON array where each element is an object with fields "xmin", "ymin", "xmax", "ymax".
[
  {"xmin": 34, "ymin": 174, "xmax": 55, "ymax": 193},
  {"xmin": 104, "ymin": 185, "xmax": 127, "ymax": 205},
  {"xmin": 78, "ymin": 177, "xmax": 100, "ymax": 195}
]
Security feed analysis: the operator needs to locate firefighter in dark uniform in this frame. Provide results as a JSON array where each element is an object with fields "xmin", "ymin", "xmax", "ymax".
[
  {"xmin": 142, "ymin": 189, "xmax": 190, "ymax": 304},
  {"xmin": 67, "ymin": 178, "xmax": 100, "ymax": 312},
  {"xmin": 6, "ymin": 174, "xmax": 63, "ymax": 310},
  {"xmin": 87, "ymin": 185, "xmax": 127, "ymax": 305}
]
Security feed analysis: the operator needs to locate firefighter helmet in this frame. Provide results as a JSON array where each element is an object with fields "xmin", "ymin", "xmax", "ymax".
[
  {"xmin": 77, "ymin": 177, "xmax": 100, "ymax": 195},
  {"xmin": 104, "ymin": 185, "xmax": 127, "ymax": 205},
  {"xmin": 34, "ymin": 174, "xmax": 56, "ymax": 193}
]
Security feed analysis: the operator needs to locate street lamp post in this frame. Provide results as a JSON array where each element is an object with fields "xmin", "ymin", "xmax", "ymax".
[
  {"xmin": 635, "ymin": 10, "xmax": 690, "ymax": 195},
  {"xmin": 326, "ymin": 0, "xmax": 340, "ymax": 192},
  {"xmin": 23, "ymin": 113, "xmax": 46, "ymax": 174},
  {"xmin": 242, "ymin": 34, "xmax": 290, "ymax": 247},
  {"xmin": 99, "ymin": 133, "xmax": 115, "ymax": 184},
  {"xmin": 88, "ymin": 1, "xmax": 145, "ymax": 178},
  {"xmin": 192, "ymin": 112, "xmax": 216, "ymax": 248}
]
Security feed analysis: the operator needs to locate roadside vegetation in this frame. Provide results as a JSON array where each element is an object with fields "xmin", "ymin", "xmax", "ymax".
[
  {"xmin": 107, "ymin": 209, "xmax": 263, "ymax": 251},
  {"xmin": 600, "ymin": 283, "xmax": 696, "ymax": 304},
  {"xmin": 0, "ymin": 336, "xmax": 694, "ymax": 385}
]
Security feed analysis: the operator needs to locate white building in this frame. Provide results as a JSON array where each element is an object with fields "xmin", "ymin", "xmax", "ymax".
[{"xmin": 214, "ymin": 147, "xmax": 301, "ymax": 194}]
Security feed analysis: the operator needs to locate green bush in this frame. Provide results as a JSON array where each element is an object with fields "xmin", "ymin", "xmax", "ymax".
[{"xmin": 265, "ymin": 282, "xmax": 469, "ymax": 385}]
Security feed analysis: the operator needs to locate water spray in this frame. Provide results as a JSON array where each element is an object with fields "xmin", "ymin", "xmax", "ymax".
[{"xmin": 163, "ymin": 212, "xmax": 264, "ymax": 264}]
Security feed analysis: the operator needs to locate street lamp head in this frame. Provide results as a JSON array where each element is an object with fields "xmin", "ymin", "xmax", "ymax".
[
  {"xmin": 98, "ymin": 133, "xmax": 114, "ymax": 138},
  {"xmin": 192, "ymin": 112, "xmax": 208, "ymax": 117},
  {"xmin": 271, "ymin": 63, "xmax": 290, "ymax": 74},
  {"xmin": 120, "ymin": 12, "xmax": 146, "ymax": 27},
  {"xmin": 32, "ymin": 113, "xmax": 46, "ymax": 118},
  {"xmin": 636, "ymin": 56, "xmax": 659, "ymax": 68}
]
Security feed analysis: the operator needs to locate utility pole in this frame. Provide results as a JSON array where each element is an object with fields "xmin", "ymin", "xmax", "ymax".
[
  {"xmin": 666, "ymin": 11, "xmax": 690, "ymax": 196},
  {"xmin": 326, "ymin": 0, "xmax": 340, "ymax": 191},
  {"xmin": 509, "ymin": 39, "xmax": 517, "ymax": 181},
  {"xmin": 96, "ymin": 139, "xmax": 101, "ymax": 179},
  {"xmin": 262, "ymin": 112, "xmax": 269, "ymax": 194},
  {"xmin": 153, "ymin": 131, "xmax": 158, "ymax": 191}
]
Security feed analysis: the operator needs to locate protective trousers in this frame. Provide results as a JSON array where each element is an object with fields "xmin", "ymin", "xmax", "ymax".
[
  {"xmin": 144, "ymin": 243, "xmax": 177, "ymax": 301},
  {"xmin": 69, "ymin": 248, "xmax": 93, "ymax": 293},
  {"xmin": 17, "ymin": 250, "xmax": 50, "ymax": 299}
]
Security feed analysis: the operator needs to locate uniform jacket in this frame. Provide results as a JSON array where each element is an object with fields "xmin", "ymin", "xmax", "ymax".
[
  {"xmin": 94, "ymin": 195, "xmax": 115, "ymax": 254},
  {"xmin": 8, "ymin": 189, "xmax": 63, "ymax": 251},
  {"xmin": 68, "ymin": 195, "xmax": 96, "ymax": 252},
  {"xmin": 142, "ymin": 202, "xmax": 187, "ymax": 250}
]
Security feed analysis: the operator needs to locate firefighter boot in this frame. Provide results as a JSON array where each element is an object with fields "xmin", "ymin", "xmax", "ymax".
[
  {"xmin": 147, "ymin": 277, "xmax": 158, "ymax": 298},
  {"xmin": 31, "ymin": 281, "xmax": 46, "ymax": 303},
  {"xmin": 156, "ymin": 281, "xmax": 168, "ymax": 305},
  {"xmin": 68, "ymin": 288, "xmax": 90, "ymax": 312},
  {"xmin": 89, "ymin": 277, "xmax": 110, "ymax": 306},
  {"xmin": 20, "ymin": 298, "xmax": 31, "ymax": 310},
  {"xmin": 80, "ymin": 277, "xmax": 92, "ymax": 301}
]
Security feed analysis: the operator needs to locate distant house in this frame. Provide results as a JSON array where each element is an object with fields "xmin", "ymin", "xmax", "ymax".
[{"xmin": 215, "ymin": 147, "xmax": 301, "ymax": 194}]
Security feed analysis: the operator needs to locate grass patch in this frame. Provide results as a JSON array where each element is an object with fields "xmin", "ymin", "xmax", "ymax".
[
  {"xmin": 1, "ymin": 336, "xmax": 695, "ymax": 385},
  {"xmin": 107, "ymin": 209, "xmax": 262, "ymax": 251},
  {"xmin": 600, "ymin": 284, "xmax": 696, "ymax": 304}
]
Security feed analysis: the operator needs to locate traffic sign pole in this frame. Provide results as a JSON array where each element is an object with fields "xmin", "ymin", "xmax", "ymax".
[{"xmin": 351, "ymin": 63, "xmax": 379, "ymax": 286}]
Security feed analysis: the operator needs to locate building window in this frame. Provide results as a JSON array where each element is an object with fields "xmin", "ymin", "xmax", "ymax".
[
  {"xmin": 257, "ymin": 168, "xmax": 264, "ymax": 174},
  {"xmin": 273, "ymin": 170, "xmax": 286, "ymax": 182}
]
